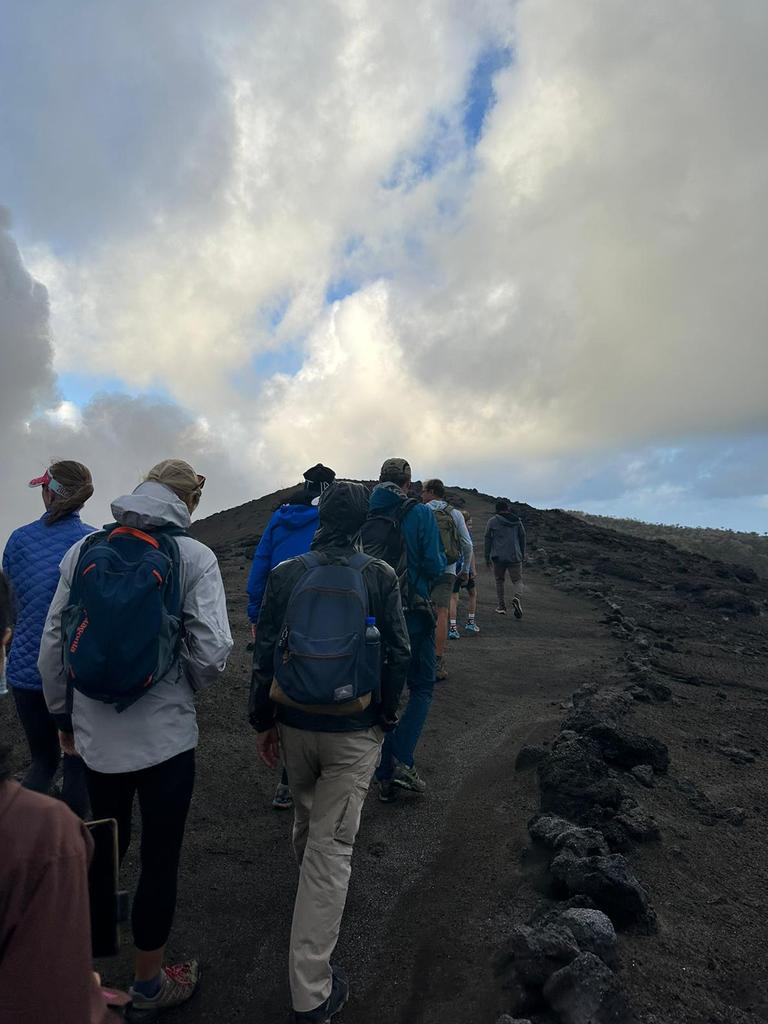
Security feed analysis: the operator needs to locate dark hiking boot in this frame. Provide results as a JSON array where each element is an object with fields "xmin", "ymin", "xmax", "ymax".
[
  {"xmin": 378, "ymin": 778, "xmax": 399, "ymax": 803},
  {"xmin": 393, "ymin": 761, "xmax": 427, "ymax": 793},
  {"xmin": 294, "ymin": 965, "xmax": 349, "ymax": 1022},
  {"xmin": 495, "ymin": 605, "xmax": 507, "ymax": 615},
  {"xmin": 512, "ymin": 596, "xmax": 523, "ymax": 619}
]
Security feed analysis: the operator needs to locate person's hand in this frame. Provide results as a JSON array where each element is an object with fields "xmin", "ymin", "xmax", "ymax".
[
  {"xmin": 256, "ymin": 727, "xmax": 280, "ymax": 769},
  {"xmin": 58, "ymin": 731, "xmax": 79, "ymax": 757},
  {"xmin": 458, "ymin": 571, "xmax": 469, "ymax": 584},
  {"xmin": 485, "ymin": 562, "xmax": 493, "ymax": 573}
]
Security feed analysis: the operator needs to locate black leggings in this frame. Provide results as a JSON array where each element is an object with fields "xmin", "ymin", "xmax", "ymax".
[
  {"xmin": 12, "ymin": 686, "xmax": 90, "ymax": 818},
  {"xmin": 85, "ymin": 748, "xmax": 195, "ymax": 952}
]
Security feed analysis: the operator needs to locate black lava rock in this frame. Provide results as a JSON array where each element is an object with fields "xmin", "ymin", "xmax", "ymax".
[{"xmin": 584, "ymin": 723, "xmax": 670, "ymax": 773}]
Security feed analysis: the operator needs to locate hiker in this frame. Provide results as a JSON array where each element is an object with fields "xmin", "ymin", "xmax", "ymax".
[
  {"xmin": 247, "ymin": 463, "xmax": 336, "ymax": 810},
  {"xmin": 364, "ymin": 459, "xmax": 445, "ymax": 800},
  {"xmin": 421, "ymin": 479, "xmax": 473, "ymax": 680},
  {"xmin": 39, "ymin": 459, "xmax": 234, "ymax": 1016},
  {"xmin": 2, "ymin": 462, "xmax": 95, "ymax": 817},
  {"xmin": 449, "ymin": 510, "xmax": 480, "ymax": 637},
  {"xmin": 0, "ymin": 570, "xmax": 124, "ymax": 1024},
  {"xmin": 484, "ymin": 498, "xmax": 526, "ymax": 616},
  {"xmin": 249, "ymin": 480, "xmax": 410, "ymax": 1022}
]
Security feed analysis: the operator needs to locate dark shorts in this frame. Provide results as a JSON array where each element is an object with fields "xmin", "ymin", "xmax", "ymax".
[
  {"xmin": 430, "ymin": 572, "xmax": 455, "ymax": 609},
  {"xmin": 452, "ymin": 574, "xmax": 476, "ymax": 594}
]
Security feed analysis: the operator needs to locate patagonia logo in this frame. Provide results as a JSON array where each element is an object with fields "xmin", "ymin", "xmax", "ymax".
[{"xmin": 69, "ymin": 617, "xmax": 89, "ymax": 654}]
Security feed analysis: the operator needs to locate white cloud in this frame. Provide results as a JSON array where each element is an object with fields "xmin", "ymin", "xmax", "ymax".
[{"xmin": 2, "ymin": 0, "xmax": 768, "ymax": 540}]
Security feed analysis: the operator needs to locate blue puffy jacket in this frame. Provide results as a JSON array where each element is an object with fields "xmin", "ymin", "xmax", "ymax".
[
  {"xmin": 2, "ymin": 512, "xmax": 96, "ymax": 690},
  {"xmin": 246, "ymin": 504, "xmax": 319, "ymax": 622}
]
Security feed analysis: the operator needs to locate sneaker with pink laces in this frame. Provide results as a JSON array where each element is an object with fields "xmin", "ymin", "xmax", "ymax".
[{"xmin": 128, "ymin": 960, "xmax": 200, "ymax": 1016}]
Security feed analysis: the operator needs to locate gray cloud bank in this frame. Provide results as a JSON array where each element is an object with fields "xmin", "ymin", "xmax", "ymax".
[{"xmin": 1, "ymin": 1, "xmax": 767, "ymax": 540}]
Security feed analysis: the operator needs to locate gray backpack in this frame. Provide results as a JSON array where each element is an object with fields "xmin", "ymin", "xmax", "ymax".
[{"xmin": 270, "ymin": 552, "xmax": 381, "ymax": 715}]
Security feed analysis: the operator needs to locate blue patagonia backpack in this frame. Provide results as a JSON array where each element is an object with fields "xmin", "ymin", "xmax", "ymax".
[
  {"xmin": 270, "ymin": 552, "xmax": 381, "ymax": 715},
  {"xmin": 62, "ymin": 525, "xmax": 184, "ymax": 712}
]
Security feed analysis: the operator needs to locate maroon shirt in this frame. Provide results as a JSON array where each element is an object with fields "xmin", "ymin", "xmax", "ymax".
[{"xmin": 0, "ymin": 781, "xmax": 117, "ymax": 1024}]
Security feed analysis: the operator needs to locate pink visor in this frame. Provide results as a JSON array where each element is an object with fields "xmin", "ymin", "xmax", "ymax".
[{"xmin": 28, "ymin": 470, "xmax": 69, "ymax": 496}]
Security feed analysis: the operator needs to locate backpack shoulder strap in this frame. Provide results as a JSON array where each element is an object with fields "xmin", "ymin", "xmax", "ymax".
[
  {"xmin": 397, "ymin": 497, "xmax": 420, "ymax": 522},
  {"xmin": 348, "ymin": 552, "xmax": 374, "ymax": 572},
  {"xmin": 297, "ymin": 551, "xmax": 325, "ymax": 571}
]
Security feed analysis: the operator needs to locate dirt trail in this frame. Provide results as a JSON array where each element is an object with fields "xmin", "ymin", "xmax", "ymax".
[{"xmin": 2, "ymin": 486, "xmax": 767, "ymax": 1023}]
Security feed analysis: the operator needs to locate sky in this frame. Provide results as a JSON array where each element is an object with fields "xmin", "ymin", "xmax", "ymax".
[{"xmin": 1, "ymin": 0, "xmax": 767, "ymax": 545}]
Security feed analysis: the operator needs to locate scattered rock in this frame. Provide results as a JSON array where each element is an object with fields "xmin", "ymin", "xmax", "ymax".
[
  {"xmin": 528, "ymin": 814, "xmax": 573, "ymax": 848},
  {"xmin": 631, "ymin": 765, "xmax": 654, "ymax": 787},
  {"xmin": 507, "ymin": 923, "xmax": 580, "ymax": 986},
  {"xmin": 516, "ymin": 745, "xmax": 549, "ymax": 771},
  {"xmin": 543, "ymin": 952, "xmax": 624, "ymax": 1024},
  {"xmin": 717, "ymin": 745, "xmax": 756, "ymax": 765},
  {"xmin": 560, "ymin": 908, "xmax": 618, "ymax": 966},
  {"xmin": 584, "ymin": 723, "xmax": 670, "ymax": 773},
  {"xmin": 552, "ymin": 853, "xmax": 656, "ymax": 931},
  {"xmin": 538, "ymin": 737, "xmax": 623, "ymax": 824},
  {"xmin": 554, "ymin": 826, "xmax": 611, "ymax": 859},
  {"xmin": 615, "ymin": 804, "xmax": 661, "ymax": 842}
]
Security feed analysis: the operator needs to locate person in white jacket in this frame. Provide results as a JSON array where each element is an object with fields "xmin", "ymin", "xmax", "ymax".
[{"xmin": 39, "ymin": 459, "xmax": 233, "ymax": 1016}]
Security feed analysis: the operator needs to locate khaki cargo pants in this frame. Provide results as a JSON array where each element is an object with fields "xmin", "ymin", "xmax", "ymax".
[{"xmin": 279, "ymin": 724, "xmax": 382, "ymax": 1013}]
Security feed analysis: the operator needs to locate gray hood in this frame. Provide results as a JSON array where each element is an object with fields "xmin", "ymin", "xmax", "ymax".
[{"xmin": 111, "ymin": 480, "xmax": 191, "ymax": 531}]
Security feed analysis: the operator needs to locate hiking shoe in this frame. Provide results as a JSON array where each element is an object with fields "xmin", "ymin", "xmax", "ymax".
[
  {"xmin": 464, "ymin": 622, "xmax": 480, "ymax": 634},
  {"xmin": 512, "ymin": 597, "xmax": 523, "ymax": 619},
  {"xmin": 435, "ymin": 656, "xmax": 448, "ymax": 681},
  {"xmin": 272, "ymin": 782, "xmax": 293, "ymax": 810},
  {"xmin": 495, "ymin": 606, "xmax": 507, "ymax": 615},
  {"xmin": 128, "ymin": 960, "xmax": 200, "ymax": 1016},
  {"xmin": 294, "ymin": 965, "xmax": 349, "ymax": 1022},
  {"xmin": 378, "ymin": 778, "xmax": 399, "ymax": 803},
  {"xmin": 448, "ymin": 626, "xmax": 460, "ymax": 640},
  {"xmin": 393, "ymin": 762, "xmax": 427, "ymax": 793}
]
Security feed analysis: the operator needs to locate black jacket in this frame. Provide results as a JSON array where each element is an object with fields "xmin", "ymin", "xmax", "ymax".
[
  {"xmin": 248, "ymin": 482, "xmax": 411, "ymax": 734},
  {"xmin": 484, "ymin": 512, "xmax": 526, "ymax": 565}
]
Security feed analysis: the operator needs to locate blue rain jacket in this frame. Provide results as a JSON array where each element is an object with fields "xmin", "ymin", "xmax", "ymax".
[
  {"xmin": 2, "ymin": 512, "xmax": 95, "ymax": 690},
  {"xmin": 246, "ymin": 504, "xmax": 319, "ymax": 622}
]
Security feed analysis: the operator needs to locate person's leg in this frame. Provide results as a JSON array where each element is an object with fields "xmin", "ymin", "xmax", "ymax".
[
  {"xmin": 61, "ymin": 753, "xmax": 91, "ymax": 818},
  {"xmin": 389, "ymin": 623, "xmax": 436, "ymax": 771},
  {"xmin": 509, "ymin": 563, "xmax": 523, "ymax": 617},
  {"xmin": 85, "ymin": 765, "xmax": 137, "ymax": 863},
  {"xmin": 11, "ymin": 686, "xmax": 60, "ymax": 794},
  {"xmin": 493, "ymin": 561, "xmax": 507, "ymax": 611},
  {"xmin": 287, "ymin": 727, "xmax": 381, "ymax": 1014},
  {"xmin": 468, "ymin": 578, "xmax": 478, "ymax": 618},
  {"xmin": 132, "ymin": 749, "xmax": 196, "ymax": 980},
  {"xmin": 279, "ymin": 725, "xmax": 320, "ymax": 865},
  {"xmin": 449, "ymin": 586, "xmax": 459, "ymax": 637},
  {"xmin": 435, "ymin": 604, "xmax": 449, "ymax": 657}
]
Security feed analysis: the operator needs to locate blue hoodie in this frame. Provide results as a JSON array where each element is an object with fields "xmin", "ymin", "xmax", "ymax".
[
  {"xmin": 2, "ymin": 512, "xmax": 95, "ymax": 690},
  {"xmin": 247, "ymin": 503, "xmax": 319, "ymax": 622},
  {"xmin": 368, "ymin": 483, "xmax": 445, "ymax": 605}
]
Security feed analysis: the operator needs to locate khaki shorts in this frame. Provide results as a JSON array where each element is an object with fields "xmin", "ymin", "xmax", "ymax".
[{"xmin": 430, "ymin": 572, "xmax": 455, "ymax": 609}]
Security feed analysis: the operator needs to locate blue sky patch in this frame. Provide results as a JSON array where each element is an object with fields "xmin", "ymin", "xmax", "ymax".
[{"xmin": 463, "ymin": 45, "xmax": 513, "ymax": 146}]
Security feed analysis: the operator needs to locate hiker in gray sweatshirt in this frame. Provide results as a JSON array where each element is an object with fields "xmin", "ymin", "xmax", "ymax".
[{"xmin": 484, "ymin": 498, "xmax": 526, "ymax": 617}]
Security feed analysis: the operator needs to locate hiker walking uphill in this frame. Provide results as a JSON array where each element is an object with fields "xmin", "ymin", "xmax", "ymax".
[
  {"xmin": 249, "ymin": 480, "xmax": 410, "ymax": 1023},
  {"xmin": 39, "ymin": 459, "xmax": 233, "ymax": 1017},
  {"xmin": 247, "ymin": 463, "xmax": 336, "ymax": 810},
  {"xmin": 449, "ymin": 509, "xmax": 480, "ymax": 637},
  {"xmin": 484, "ymin": 498, "xmax": 526, "ymax": 617},
  {"xmin": 2, "ymin": 462, "xmax": 95, "ymax": 818},
  {"xmin": 363, "ymin": 458, "xmax": 445, "ymax": 801},
  {"xmin": 421, "ymin": 479, "xmax": 473, "ymax": 680}
]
